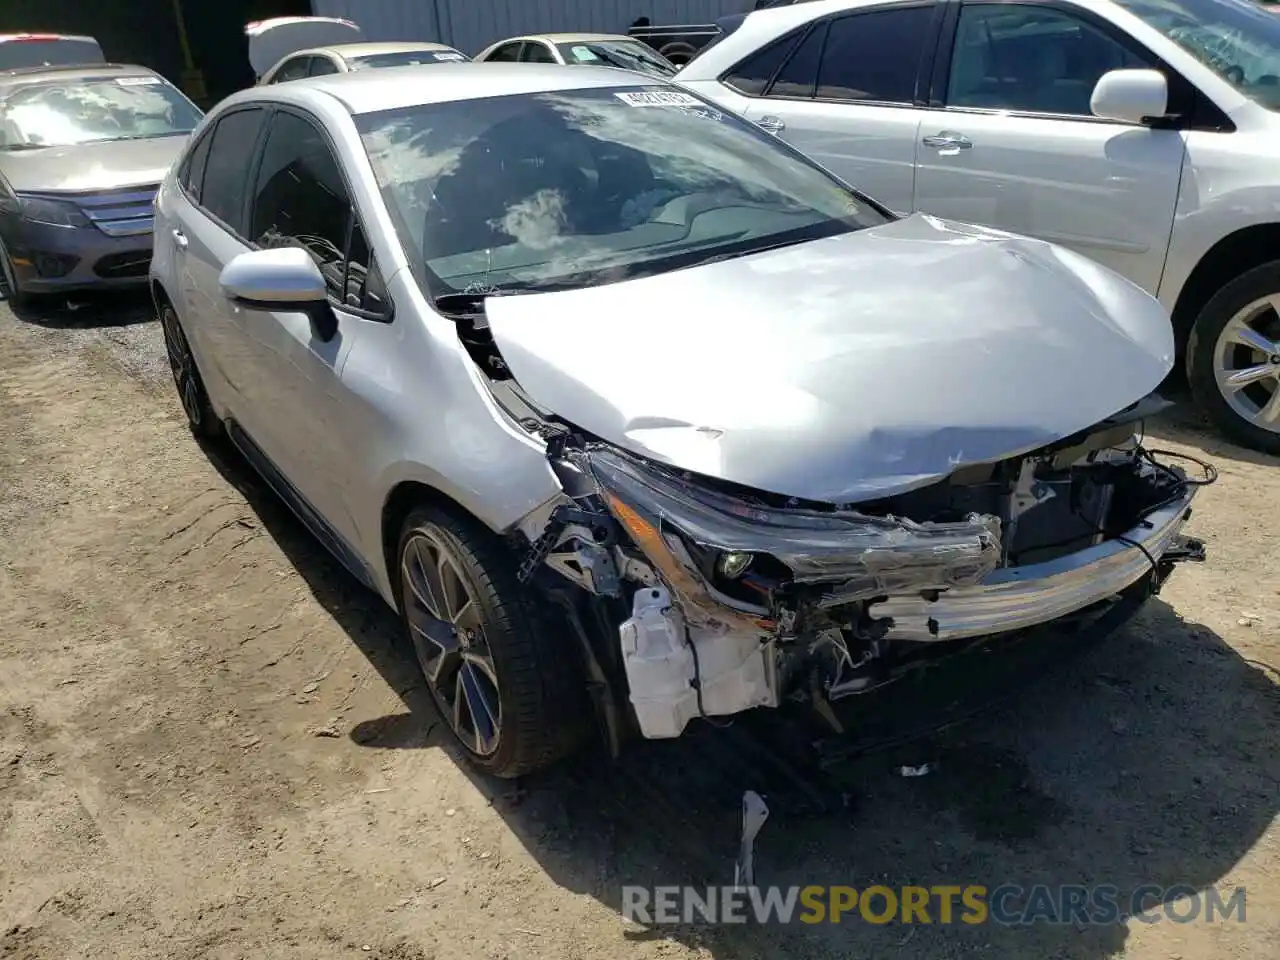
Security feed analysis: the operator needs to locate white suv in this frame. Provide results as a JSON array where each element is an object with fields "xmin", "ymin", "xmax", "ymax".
[{"xmin": 680, "ymin": 0, "xmax": 1280, "ymax": 453}]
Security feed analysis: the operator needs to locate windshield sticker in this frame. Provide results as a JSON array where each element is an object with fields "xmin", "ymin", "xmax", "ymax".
[
  {"xmin": 614, "ymin": 90, "xmax": 700, "ymax": 107},
  {"xmin": 116, "ymin": 76, "xmax": 162, "ymax": 86},
  {"xmin": 571, "ymin": 45, "xmax": 600, "ymax": 62},
  {"xmin": 432, "ymin": 51, "xmax": 466, "ymax": 61}
]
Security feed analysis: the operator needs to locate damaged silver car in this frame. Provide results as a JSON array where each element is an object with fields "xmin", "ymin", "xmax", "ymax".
[{"xmin": 149, "ymin": 64, "xmax": 1210, "ymax": 778}]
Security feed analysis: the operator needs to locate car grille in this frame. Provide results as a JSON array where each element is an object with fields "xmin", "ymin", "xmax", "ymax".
[
  {"xmin": 78, "ymin": 185, "xmax": 158, "ymax": 238},
  {"xmin": 93, "ymin": 250, "xmax": 151, "ymax": 279}
]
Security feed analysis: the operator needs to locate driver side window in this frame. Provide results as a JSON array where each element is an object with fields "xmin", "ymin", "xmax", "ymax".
[
  {"xmin": 249, "ymin": 111, "xmax": 388, "ymax": 316},
  {"xmin": 946, "ymin": 4, "xmax": 1147, "ymax": 116}
]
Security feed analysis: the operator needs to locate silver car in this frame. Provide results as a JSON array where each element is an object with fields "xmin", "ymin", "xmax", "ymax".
[
  {"xmin": 0, "ymin": 60, "xmax": 201, "ymax": 303},
  {"xmin": 149, "ymin": 63, "xmax": 1209, "ymax": 778}
]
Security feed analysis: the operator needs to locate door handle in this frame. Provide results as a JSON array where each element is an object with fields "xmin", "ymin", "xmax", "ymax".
[
  {"xmin": 921, "ymin": 131, "xmax": 973, "ymax": 150},
  {"xmin": 755, "ymin": 114, "xmax": 786, "ymax": 134},
  {"xmin": 171, "ymin": 228, "xmax": 189, "ymax": 250}
]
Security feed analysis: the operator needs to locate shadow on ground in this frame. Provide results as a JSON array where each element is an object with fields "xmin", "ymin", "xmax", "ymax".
[
  {"xmin": 2, "ymin": 289, "xmax": 154, "ymax": 328},
  {"xmin": 198, "ymin": 433, "xmax": 1278, "ymax": 960}
]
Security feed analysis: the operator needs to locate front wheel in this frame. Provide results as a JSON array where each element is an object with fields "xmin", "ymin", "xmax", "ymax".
[
  {"xmin": 1187, "ymin": 262, "xmax": 1280, "ymax": 455},
  {"xmin": 397, "ymin": 506, "xmax": 588, "ymax": 778},
  {"xmin": 159, "ymin": 301, "xmax": 222, "ymax": 440}
]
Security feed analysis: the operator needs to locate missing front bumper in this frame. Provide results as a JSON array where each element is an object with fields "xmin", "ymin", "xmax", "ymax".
[{"xmin": 870, "ymin": 484, "xmax": 1201, "ymax": 643}]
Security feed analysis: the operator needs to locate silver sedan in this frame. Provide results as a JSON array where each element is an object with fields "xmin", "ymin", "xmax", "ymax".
[{"xmin": 149, "ymin": 63, "xmax": 1208, "ymax": 778}]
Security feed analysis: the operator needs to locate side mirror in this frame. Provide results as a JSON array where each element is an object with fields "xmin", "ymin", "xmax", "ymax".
[
  {"xmin": 219, "ymin": 246, "xmax": 338, "ymax": 342},
  {"xmin": 1090, "ymin": 68, "xmax": 1169, "ymax": 125}
]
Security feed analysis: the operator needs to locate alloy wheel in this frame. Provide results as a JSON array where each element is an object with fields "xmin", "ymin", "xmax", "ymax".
[
  {"xmin": 1211, "ymin": 295, "xmax": 1280, "ymax": 434},
  {"xmin": 400, "ymin": 527, "xmax": 503, "ymax": 757},
  {"xmin": 160, "ymin": 307, "xmax": 204, "ymax": 429}
]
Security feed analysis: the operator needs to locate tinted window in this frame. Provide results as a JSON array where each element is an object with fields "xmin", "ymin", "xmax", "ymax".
[
  {"xmin": 769, "ymin": 22, "xmax": 828, "ymax": 98},
  {"xmin": 486, "ymin": 42, "xmax": 524, "ymax": 62},
  {"xmin": 358, "ymin": 86, "xmax": 889, "ymax": 297},
  {"xmin": 201, "ymin": 108, "xmax": 266, "ymax": 231},
  {"xmin": 521, "ymin": 42, "xmax": 557, "ymax": 63},
  {"xmin": 272, "ymin": 57, "xmax": 313, "ymax": 83},
  {"xmin": 343, "ymin": 222, "xmax": 390, "ymax": 314},
  {"xmin": 180, "ymin": 130, "xmax": 213, "ymax": 203},
  {"xmin": 308, "ymin": 57, "xmax": 340, "ymax": 76},
  {"xmin": 948, "ymin": 5, "xmax": 1149, "ymax": 115},
  {"xmin": 816, "ymin": 7, "xmax": 933, "ymax": 103},
  {"xmin": 723, "ymin": 29, "xmax": 806, "ymax": 94},
  {"xmin": 250, "ymin": 112, "xmax": 351, "ymax": 293}
]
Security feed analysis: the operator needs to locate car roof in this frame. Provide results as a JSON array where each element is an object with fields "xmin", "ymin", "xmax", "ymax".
[
  {"xmin": 306, "ymin": 41, "xmax": 461, "ymax": 59},
  {"xmin": 226, "ymin": 61, "xmax": 656, "ymax": 115},
  {"xmin": 520, "ymin": 33, "xmax": 648, "ymax": 44},
  {"xmin": 0, "ymin": 62, "xmax": 159, "ymax": 92}
]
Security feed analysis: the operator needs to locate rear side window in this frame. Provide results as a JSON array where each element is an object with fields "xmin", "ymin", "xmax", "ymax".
[
  {"xmin": 200, "ymin": 108, "xmax": 267, "ymax": 232},
  {"xmin": 271, "ymin": 56, "xmax": 313, "ymax": 83},
  {"xmin": 722, "ymin": 28, "xmax": 806, "ymax": 94},
  {"xmin": 309, "ymin": 56, "xmax": 340, "ymax": 76},
  {"xmin": 815, "ymin": 7, "xmax": 934, "ymax": 104},
  {"xmin": 179, "ymin": 130, "xmax": 213, "ymax": 203},
  {"xmin": 486, "ymin": 42, "xmax": 524, "ymax": 62},
  {"xmin": 769, "ymin": 22, "xmax": 828, "ymax": 98}
]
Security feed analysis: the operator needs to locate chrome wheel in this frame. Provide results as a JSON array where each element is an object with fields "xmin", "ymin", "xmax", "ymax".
[
  {"xmin": 1212, "ymin": 295, "xmax": 1280, "ymax": 433},
  {"xmin": 160, "ymin": 307, "xmax": 204, "ymax": 429},
  {"xmin": 401, "ymin": 527, "xmax": 502, "ymax": 757}
]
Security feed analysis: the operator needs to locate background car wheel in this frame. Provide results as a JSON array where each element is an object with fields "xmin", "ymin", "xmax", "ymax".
[
  {"xmin": 658, "ymin": 41, "xmax": 697, "ymax": 65},
  {"xmin": 0, "ymin": 236, "xmax": 28, "ymax": 308},
  {"xmin": 1188, "ymin": 262, "xmax": 1280, "ymax": 455},
  {"xmin": 397, "ymin": 505, "xmax": 587, "ymax": 778},
  {"xmin": 159, "ymin": 303, "xmax": 222, "ymax": 440}
]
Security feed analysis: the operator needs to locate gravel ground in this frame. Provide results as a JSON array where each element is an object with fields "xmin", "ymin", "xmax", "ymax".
[{"xmin": 0, "ymin": 291, "xmax": 1277, "ymax": 960}]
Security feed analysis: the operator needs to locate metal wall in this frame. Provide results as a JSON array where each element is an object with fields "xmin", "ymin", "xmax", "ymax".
[{"xmin": 313, "ymin": 0, "xmax": 753, "ymax": 54}]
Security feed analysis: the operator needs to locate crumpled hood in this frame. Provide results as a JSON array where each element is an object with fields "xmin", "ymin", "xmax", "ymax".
[
  {"xmin": 483, "ymin": 214, "xmax": 1175, "ymax": 503},
  {"xmin": 0, "ymin": 135, "xmax": 186, "ymax": 192}
]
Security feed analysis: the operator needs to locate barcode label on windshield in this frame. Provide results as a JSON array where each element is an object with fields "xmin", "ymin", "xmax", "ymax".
[
  {"xmin": 433, "ymin": 52, "xmax": 465, "ymax": 61},
  {"xmin": 117, "ymin": 76, "xmax": 162, "ymax": 86},
  {"xmin": 615, "ymin": 90, "xmax": 700, "ymax": 107}
]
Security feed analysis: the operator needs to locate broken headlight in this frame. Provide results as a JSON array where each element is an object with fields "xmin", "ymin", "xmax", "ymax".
[{"xmin": 584, "ymin": 446, "xmax": 1004, "ymax": 607}]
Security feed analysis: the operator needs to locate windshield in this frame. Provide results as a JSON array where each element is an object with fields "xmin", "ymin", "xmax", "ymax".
[
  {"xmin": 1115, "ymin": 0, "xmax": 1280, "ymax": 109},
  {"xmin": 349, "ymin": 48, "xmax": 469, "ymax": 69},
  {"xmin": 556, "ymin": 40, "xmax": 677, "ymax": 77},
  {"xmin": 359, "ymin": 86, "xmax": 886, "ymax": 297},
  {"xmin": 0, "ymin": 75, "xmax": 201, "ymax": 148}
]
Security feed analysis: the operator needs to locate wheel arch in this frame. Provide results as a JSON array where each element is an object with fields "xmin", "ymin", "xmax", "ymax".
[
  {"xmin": 379, "ymin": 479, "xmax": 516, "ymax": 612},
  {"xmin": 1171, "ymin": 222, "xmax": 1280, "ymax": 365}
]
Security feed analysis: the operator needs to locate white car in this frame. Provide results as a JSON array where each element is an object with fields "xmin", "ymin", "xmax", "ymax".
[
  {"xmin": 474, "ymin": 33, "xmax": 678, "ymax": 78},
  {"xmin": 247, "ymin": 16, "xmax": 468, "ymax": 85},
  {"xmin": 679, "ymin": 0, "xmax": 1280, "ymax": 454}
]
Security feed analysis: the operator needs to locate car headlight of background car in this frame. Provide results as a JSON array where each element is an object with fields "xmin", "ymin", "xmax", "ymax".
[{"xmin": 16, "ymin": 194, "xmax": 91, "ymax": 228}]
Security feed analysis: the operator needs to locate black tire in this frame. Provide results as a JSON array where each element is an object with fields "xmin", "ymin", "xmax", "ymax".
[
  {"xmin": 396, "ymin": 505, "xmax": 588, "ymax": 778},
  {"xmin": 1187, "ymin": 261, "xmax": 1280, "ymax": 456},
  {"xmin": 659, "ymin": 42, "xmax": 697, "ymax": 65},
  {"xmin": 0, "ymin": 236, "xmax": 28, "ymax": 309},
  {"xmin": 159, "ymin": 301, "xmax": 222, "ymax": 440}
]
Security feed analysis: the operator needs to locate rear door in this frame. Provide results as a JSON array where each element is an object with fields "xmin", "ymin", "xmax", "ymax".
[
  {"xmin": 170, "ymin": 106, "xmax": 270, "ymax": 434},
  {"xmin": 912, "ymin": 1, "xmax": 1185, "ymax": 292},
  {"xmin": 717, "ymin": 3, "xmax": 942, "ymax": 214}
]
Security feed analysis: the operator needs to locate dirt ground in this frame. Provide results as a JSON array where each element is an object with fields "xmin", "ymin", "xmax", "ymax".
[{"xmin": 0, "ymin": 292, "xmax": 1277, "ymax": 960}]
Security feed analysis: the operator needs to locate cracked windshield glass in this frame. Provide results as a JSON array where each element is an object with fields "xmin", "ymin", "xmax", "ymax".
[
  {"xmin": 0, "ymin": 76, "xmax": 201, "ymax": 148},
  {"xmin": 357, "ymin": 86, "xmax": 889, "ymax": 296}
]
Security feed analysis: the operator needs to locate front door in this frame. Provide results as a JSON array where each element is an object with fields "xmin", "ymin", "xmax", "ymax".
[
  {"xmin": 913, "ymin": 1, "xmax": 1185, "ymax": 293},
  {"xmin": 727, "ymin": 4, "xmax": 940, "ymax": 215},
  {"xmin": 237, "ymin": 108, "xmax": 391, "ymax": 545}
]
